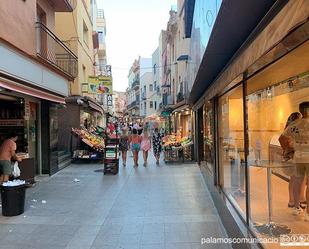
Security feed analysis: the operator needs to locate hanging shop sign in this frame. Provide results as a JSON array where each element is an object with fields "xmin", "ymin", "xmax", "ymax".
[
  {"xmin": 88, "ymin": 76, "xmax": 113, "ymax": 94},
  {"xmin": 107, "ymin": 94, "xmax": 113, "ymax": 106}
]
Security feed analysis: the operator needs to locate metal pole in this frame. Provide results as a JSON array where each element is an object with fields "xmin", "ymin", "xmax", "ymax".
[{"xmin": 267, "ymin": 167, "xmax": 273, "ymax": 225}]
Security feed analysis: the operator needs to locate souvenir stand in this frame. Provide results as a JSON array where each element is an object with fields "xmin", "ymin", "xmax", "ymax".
[
  {"xmin": 103, "ymin": 137, "xmax": 119, "ymax": 175},
  {"xmin": 71, "ymin": 127, "xmax": 105, "ymax": 161}
]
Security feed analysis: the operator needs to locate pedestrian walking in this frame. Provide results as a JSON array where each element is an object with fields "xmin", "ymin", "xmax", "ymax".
[
  {"xmin": 152, "ymin": 128, "xmax": 163, "ymax": 165},
  {"xmin": 129, "ymin": 128, "xmax": 142, "ymax": 167},
  {"xmin": 141, "ymin": 130, "xmax": 151, "ymax": 166},
  {"xmin": 119, "ymin": 128, "xmax": 129, "ymax": 166},
  {"xmin": 0, "ymin": 132, "xmax": 19, "ymax": 184}
]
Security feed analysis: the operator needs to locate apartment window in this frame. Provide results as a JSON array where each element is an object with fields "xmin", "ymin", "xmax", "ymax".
[
  {"xmin": 98, "ymin": 31, "xmax": 104, "ymax": 43},
  {"xmin": 150, "ymin": 101, "xmax": 153, "ymax": 109},
  {"xmin": 153, "ymin": 64, "xmax": 157, "ymax": 74},
  {"xmin": 83, "ymin": 21, "xmax": 89, "ymax": 46},
  {"xmin": 154, "ymin": 101, "xmax": 157, "ymax": 110},
  {"xmin": 154, "ymin": 81, "xmax": 157, "ymax": 90},
  {"xmin": 144, "ymin": 102, "xmax": 146, "ymax": 110},
  {"xmin": 82, "ymin": 65, "xmax": 86, "ymax": 82},
  {"xmin": 150, "ymin": 84, "xmax": 153, "ymax": 91}
]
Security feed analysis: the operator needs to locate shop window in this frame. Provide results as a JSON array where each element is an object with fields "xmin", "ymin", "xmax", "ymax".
[
  {"xmin": 218, "ymin": 83, "xmax": 246, "ymax": 218},
  {"xmin": 150, "ymin": 84, "xmax": 153, "ymax": 91},
  {"xmin": 83, "ymin": 21, "xmax": 89, "ymax": 46},
  {"xmin": 247, "ymin": 40, "xmax": 309, "ymax": 240},
  {"xmin": 203, "ymin": 101, "xmax": 214, "ymax": 174}
]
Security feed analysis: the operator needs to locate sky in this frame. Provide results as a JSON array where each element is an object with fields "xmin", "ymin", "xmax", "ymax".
[{"xmin": 97, "ymin": 0, "xmax": 177, "ymax": 92}]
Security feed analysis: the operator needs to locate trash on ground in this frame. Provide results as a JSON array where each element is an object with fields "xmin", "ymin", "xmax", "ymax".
[
  {"xmin": 30, "ymin": 205, "xmax": 36, "ymax": 208},
  {"xmin": 41, "ymin": 200, "xmax": 47, "ymax": 204},
  {"xmin": 73, "ymin": 178, "xmax": 80, "ymax": 182},
  {"xmin": 31, "ymin": 199, "xmax": 37, "ymax": 203},
  {"xmin": 2, "ymin": 180, "xmax": 25, "ymax": 187}
]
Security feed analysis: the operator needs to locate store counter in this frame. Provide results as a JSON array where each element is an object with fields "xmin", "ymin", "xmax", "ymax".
[{"xmin": 19, "ymin": 158, "xmax": 35, "ymax": 184}]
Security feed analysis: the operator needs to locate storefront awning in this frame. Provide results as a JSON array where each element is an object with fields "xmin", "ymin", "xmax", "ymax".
[
  {"xmin": 172, "ymin": 104, "xmax": 190, "ymax": 113},
  {"xmin": 0, "ymin": 77, "xmax": 66, "ymax": 104},
  {"xmin": 188, "ymin": 0, "xmax": 280, "ymax": 104},
  {"xmin": 88, "ymin": 101, "xmax": 104, "ymax": 114}
]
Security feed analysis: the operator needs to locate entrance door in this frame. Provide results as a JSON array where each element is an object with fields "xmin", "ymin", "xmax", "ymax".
[{"xmin": 197, "ymin": 107, "xmax": 204, "ymax": 164}]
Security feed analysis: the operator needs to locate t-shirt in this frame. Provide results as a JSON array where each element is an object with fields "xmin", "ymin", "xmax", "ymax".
[
  {"xmin": 283, "ymin": 118, "xmax": 309, "ymax": 163},
  {"xmin": 0, "ymin": 139, "xmax": 17, "ymax": 161}
]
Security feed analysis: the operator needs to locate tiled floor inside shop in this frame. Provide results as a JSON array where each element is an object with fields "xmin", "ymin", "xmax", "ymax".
[{"xmin": 0, "ymin": 155, "xmax": 231, "ymax": 249}]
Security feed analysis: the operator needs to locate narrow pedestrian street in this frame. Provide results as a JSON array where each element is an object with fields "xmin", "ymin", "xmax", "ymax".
[{"xmin": 0, "ymin": 156, "xmax": 230, "ymax": 249}]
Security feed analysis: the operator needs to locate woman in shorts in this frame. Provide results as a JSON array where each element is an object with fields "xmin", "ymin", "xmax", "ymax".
[{"xmin": 129, "ymin": 128, "xmax": 142, "ymax": 167}]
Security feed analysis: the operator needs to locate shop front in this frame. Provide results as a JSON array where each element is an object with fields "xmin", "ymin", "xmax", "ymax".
[
  {"xmin": 0, "ymin": 86, "xmax": 67, "ymax": 177},
  {"xmin": 0, "ymin": 92, "xmax": 39, "ymax": 182},
  {"xmin": 58, "ymin": 95, "xmax": 104, "ymax": 156},
  {"xmin": 194, "ymin": 16, "xmax": 309, "ymax": 248}
]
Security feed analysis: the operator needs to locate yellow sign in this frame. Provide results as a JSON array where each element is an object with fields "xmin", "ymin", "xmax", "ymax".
[{"xmin": 88, "ymin": 76, "xmax": 113, "ymax": 94}]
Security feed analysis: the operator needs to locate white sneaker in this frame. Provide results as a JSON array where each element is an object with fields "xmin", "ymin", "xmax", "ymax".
[
  {"xmin": 292, "ymin": 207, "xmax": 303, "ymax": 216},
  {"xmin": 304, "ymin": 213, "xmax": 309, "ymax": 222}
]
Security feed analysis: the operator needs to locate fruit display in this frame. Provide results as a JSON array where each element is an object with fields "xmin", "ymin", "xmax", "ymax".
[
  {"xmin": 72, "ymin": 127, "xmax": 105, "ymax": 151},
  {"xmin": 181, "ymin": 137, "xmax": 193, "ymax": 147},
  {"xmin": 163, "ymin": 134, "xmax": 193, "ymax": 162},
  {"xmin": 163, "ymin": 135, "xmax": 192, "ymax": 149}
]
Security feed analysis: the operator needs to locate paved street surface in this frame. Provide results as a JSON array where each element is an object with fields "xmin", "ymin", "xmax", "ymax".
[{"xmin": 0, "ymin": 155, "xmax": 231, "ymax": 249}]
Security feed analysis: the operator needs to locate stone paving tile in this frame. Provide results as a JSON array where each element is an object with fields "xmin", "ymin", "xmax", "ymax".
[{"xmin": 0, "ymin": 155, "xmax": 231, "ymax": 249}]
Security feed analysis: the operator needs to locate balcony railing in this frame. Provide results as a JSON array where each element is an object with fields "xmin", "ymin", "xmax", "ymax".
[
  {"xmin": 36, "ymin": 22, "xmax": 78, "ymax": 78},
  {"xmin": 128, "ymin": 100, "xmax": 140, "ymax": 109},
  {"xmin": 132, "ymin": 77, "xmax": 140, "ymax": 89},
  {"xmin": 49, "ymin": 0, "xmax": 74, "ymax": 12}
]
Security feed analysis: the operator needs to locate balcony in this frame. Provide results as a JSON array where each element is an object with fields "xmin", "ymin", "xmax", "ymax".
[
  {"xmin": 36, "ymin": 22, "xmax": 78, "ymax": 79},
  {"xmin": 128, "ymin": 100, "xmax": 140, "ymax": 110},
  {"xmin": 49, "ymin": 0, "xmax": 74, "ymax": 12},
  {"xmin": 162, "ymin": 93, "xmax": 174, "ymax": 106},
  {"xmin": 132, "ymin": 77, "xmax": 140, "ymax": 90}
]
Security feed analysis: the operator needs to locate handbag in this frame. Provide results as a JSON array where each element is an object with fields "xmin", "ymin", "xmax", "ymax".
[{"xmin": 12, "ymin": 161, "xmax": 21, "ymax": 177}]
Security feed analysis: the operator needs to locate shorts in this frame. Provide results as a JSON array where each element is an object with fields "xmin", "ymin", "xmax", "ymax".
[
  {"xmin": 0, "ymin": 160, "xmax": 12, "ymax": 175},
  {"xmin": 131, "ymin": 144, "xmax": 140, "ymax": 151},
  {"xmin": 295, "ymin": 163, "xmax": 309, "ymax": 177}
]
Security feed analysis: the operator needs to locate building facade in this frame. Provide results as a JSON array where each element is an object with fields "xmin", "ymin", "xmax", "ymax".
[
  {"xmin": 140, "ymin": 72, "xmax": 154, "ymax": 118},
  {"xmin": 127, "ymin": 57, "xmax": 152, "ymax": 122},
  {"xmin": 0, "ymin": 0, "xmax": 77, "ymax": 175},
  {"xmin": 55, "ymin": 0, "xmax": 104, "ymax": 153},
  {"xmin": 188, "ymin": 0, "xmax": 309, "ymax": 247}
]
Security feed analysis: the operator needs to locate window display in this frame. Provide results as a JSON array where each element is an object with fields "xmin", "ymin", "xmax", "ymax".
[
  {"xmin": 203, "ymin": 101, "xmax": 214, "ymax": 174},
  {"xmin": 218, "ymin": 84, "xmax": 246, "ymax": 217},
  {"xmin": 246, "ymin": 39, "xmax": 309, "ymax": 244}
]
